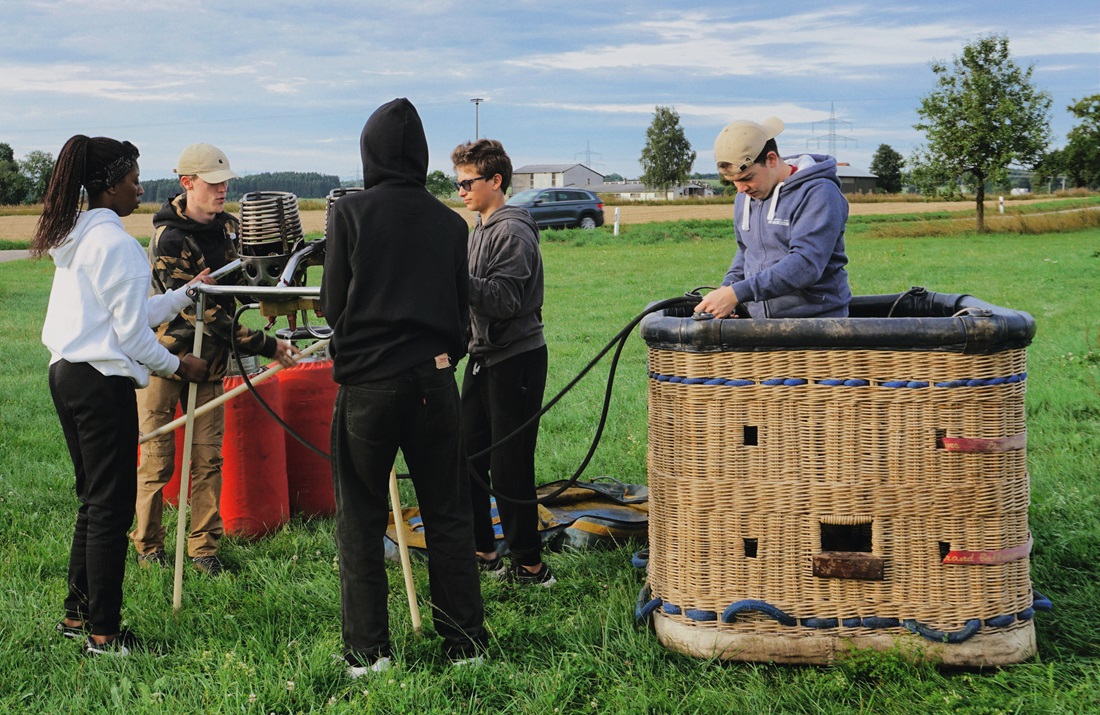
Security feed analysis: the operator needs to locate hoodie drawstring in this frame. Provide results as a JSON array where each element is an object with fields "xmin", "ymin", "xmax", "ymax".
[{"xmin": 767, "ymin": 181, "xmax": 785, "ymax": 222}]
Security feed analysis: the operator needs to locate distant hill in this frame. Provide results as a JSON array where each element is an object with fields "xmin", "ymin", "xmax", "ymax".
[{"xmin": 141, "ymin": 172, "xmax": 342, "ymax": 204}]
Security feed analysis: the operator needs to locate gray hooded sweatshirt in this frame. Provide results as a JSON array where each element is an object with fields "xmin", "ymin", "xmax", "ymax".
[{"xmin": 467, "ymin": 204, "xmax": 545, "ymax": 367}]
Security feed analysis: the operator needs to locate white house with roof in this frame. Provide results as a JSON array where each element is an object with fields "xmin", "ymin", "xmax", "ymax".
[
  {"xmin": 589, "ymin": 180, "xmax": 715, "ymax": 201},
  {"xmin": 511, "ymin": 164, "xmax": 604, "ymax": 191}
]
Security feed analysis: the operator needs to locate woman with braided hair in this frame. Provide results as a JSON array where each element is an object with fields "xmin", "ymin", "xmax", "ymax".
[{"xmin": 33, "ymin": 135, "xmax": 210, "ymax": 656}]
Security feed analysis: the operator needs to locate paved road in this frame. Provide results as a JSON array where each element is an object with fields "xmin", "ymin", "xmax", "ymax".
[{"xmin": 0, "ymin": 249, "xmax": 29, "ymax": 263}]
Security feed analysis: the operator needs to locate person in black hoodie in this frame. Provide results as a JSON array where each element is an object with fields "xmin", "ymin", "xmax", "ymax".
[{"xmin": 322, "ymin": 98, "xmax": 486, "ymax": 675}]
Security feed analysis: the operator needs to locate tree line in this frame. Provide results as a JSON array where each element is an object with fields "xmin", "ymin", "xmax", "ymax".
[
  {"xmin": 140, "ymin": 172, "xmax": 342, "ymax": 204},
  {"xmin": 0, "ymin": 150, "xmax": 344, "ymax": 206},
  {"xmin": 636, "ymin": 34, "xmax": 1097, "ymax": 231}
]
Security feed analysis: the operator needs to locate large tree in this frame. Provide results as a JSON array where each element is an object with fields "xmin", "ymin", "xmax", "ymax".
[
  {"xmin": 425, "ymin": 169, "xmax": 455, "ymax": 199},
  {"xmin": 0, "ymin": 143, "xmax": 30, "ymax": 206},
  {"xmin": 19, "ymin": 149, "xmax": 54, "ymax": 204},
  {"xmin": 908, "ymin": 35, "xmax": 1051, "ymax": 231},
  {"xmin": 1059, "ymin": 95, "xmax": 1100, "ymax": 189},
  {"xmin": 869, "ymin": 144, "xmax": 905, "ymax": 194},
  {"xmin": 639, "ymin": 106, "xmax": 695, "ymax": 192}
]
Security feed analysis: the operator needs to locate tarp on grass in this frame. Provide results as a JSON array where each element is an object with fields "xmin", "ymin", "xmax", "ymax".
[{"xmin": 384, "ymin": 477, "xmax": 648, "ymax": 561}]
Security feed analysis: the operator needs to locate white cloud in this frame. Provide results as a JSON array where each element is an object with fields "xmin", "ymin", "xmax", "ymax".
[{"xmin": 509, "ymin": 7, "xmax": 1098, "ymax": 80}]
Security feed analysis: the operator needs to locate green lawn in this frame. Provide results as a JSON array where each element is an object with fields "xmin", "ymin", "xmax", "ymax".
[{"xmin": 1, "ymin": 221, "xmax": 1098, "ymax": 713}]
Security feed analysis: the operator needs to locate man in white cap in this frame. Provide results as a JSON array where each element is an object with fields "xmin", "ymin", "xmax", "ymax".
[
  {"xmin": 131, "ymin": 144, "xmax": 297, "ymax": 576},
  {"xmin": 695, "ymin": 117, "xmax": 851, "ymax": 319}
]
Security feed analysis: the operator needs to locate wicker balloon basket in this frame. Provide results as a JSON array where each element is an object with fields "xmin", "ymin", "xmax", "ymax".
[{"xmin": 637, "ymin": 288, "xmax": 1049, "ymax": 666}]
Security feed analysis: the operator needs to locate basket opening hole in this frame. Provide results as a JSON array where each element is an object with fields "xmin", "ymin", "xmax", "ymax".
[
  {"xmin": 821, "ymin": 522, "xmax": 872, "ymax": 552},
  {"xmin": 935, "ymin": 428, "xmax": 947, "ymax": 449},
  {"xmin": 743, "ymin": 426, "xmax": 758, "ymax": 446},
  {"xmin": 743, "ymin": 538, "xmax": 758, "ymax": 558},
  {"xmin": 939, "ymin": 541, "xmax": 951, "ymax": 561}
]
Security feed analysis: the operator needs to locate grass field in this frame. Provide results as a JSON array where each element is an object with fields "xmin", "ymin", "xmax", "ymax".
[
  {"xmin": 1, "ymin": 211, "xmax": 1098, "ymax": 713},
  {"xmin": 3, "ymin": 193, "xmax": 1098, "ymax": 245}
]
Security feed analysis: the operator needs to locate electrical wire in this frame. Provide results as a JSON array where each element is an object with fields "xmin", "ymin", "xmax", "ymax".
[{"xmin": 227, "ymin": 293, "xmax": 702, "ymax": 506}]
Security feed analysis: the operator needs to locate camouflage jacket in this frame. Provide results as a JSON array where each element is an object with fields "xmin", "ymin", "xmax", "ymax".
[{"xmin": 148, "ymin": 194, "xmax": 276, "ymax": 381}]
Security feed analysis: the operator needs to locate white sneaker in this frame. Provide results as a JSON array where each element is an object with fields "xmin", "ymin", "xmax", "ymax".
[
  {"xmin": 336, "ymin": 654, "xmax": 392, "ymax": 679},
  {"xmin": 450, "ymin": 654, "xmax": 486, "ymax": 668}
]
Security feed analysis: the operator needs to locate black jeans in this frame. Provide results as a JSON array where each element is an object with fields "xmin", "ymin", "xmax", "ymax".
[
  {"xmin": 49, "ymin": 360, "xmax": 138, "ymax": 636},
  {"xmin": 331, "ymin": 361, "xmax": 486, "ymax": 660},
  {"xmin": 462, "ymin": 346, "xmax": 548, "ymax": 567}
]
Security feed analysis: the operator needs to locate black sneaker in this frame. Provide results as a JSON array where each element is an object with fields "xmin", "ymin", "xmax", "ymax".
[
  {"xmin": 502, "ymin": 562, "xmax": 556, "ymax": 587},
  {"xmin": 56, "ymin": 619, "xmax": 90, "ymax": 639},
  {"xmin": 136, "ymin": 551, "xmax": 168, "ymax": 568},
  {"xmin": 191, "ymin": 555, "xmax": 224, "ymax": 576},
  {"xmin": 477, "ymin": 554, "xmax": 505, "ymax": 575},
  {"xmin": 85, "ymin": 629, "xmax": 140, "ymax": 657}
]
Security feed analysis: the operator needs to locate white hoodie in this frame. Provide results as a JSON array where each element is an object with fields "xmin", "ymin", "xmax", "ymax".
[{"xmin": 41, "ymin": 208, "xmax": 191, "ymax": 387}]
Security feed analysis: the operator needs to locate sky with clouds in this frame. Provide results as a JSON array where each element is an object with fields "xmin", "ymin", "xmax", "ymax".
[{"xmin": 1, "ymin": 1, "xmax": 1096, "ymax": 183}]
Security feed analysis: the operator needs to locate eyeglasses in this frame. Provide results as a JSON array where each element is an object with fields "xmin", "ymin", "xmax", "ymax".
[{"xmin": 454, "ymin": 175, "xmax": 491, "ymax": 192}]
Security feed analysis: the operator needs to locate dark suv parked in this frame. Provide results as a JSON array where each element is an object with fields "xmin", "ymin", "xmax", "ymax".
[{"xmin": 506, "ymin": 188, "xmax": 605, "ymax": 230}]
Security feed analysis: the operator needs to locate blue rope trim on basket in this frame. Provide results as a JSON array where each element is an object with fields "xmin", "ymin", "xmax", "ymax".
[
  {"xmin": 634, "ymin": 584, "xmax": 662, "ymax": 623},
  {"xmin": 648, "ymin": 371, "xmax": 1026, "ymax": 388},
  {"xmin": 635, "ymin": 591, "xmax": 1053, "ymax": 643},
  {"xmin": 721, "ymin": 600, "xmax": 798, "ymax": 626},
  {"xmin": 904, "ymin": 619, "xmax": 983, "ymax": 644},
  {"xmin": 631, "ymin": 549, "xmax": 649, "ymax": 569}
]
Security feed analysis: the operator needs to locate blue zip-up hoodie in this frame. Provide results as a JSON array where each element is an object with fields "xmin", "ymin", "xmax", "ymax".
[{"xmin": 723, "ymin": 154, "xmax": 851, "ymax": 318}]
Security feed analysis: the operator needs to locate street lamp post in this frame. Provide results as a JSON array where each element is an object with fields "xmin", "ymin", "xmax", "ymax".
[{"xmin": 470, "ymin": 98, "xmax": 484, "ymax": 138}]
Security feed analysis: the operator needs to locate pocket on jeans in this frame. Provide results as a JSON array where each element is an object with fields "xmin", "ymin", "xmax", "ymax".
[{"xmin": 343, "ymin": 386, "xmax": 396, "ymax": 441}]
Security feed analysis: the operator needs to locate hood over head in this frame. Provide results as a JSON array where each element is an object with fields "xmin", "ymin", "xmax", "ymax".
[{"xmin": 360, "ymin": 98, "xmax": 428, "ymax": 189}]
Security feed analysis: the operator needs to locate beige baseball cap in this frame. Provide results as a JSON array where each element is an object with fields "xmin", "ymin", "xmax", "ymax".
[
  {"xmin": 174, "ymin": 143, "xmax": 240, "ymax": 183},
  {"xmin": 714, "ymin": 117, "xmax": 785, "ymax": 173}
]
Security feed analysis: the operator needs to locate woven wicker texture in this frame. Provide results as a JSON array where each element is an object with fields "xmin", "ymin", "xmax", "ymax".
[{"xmin": 646, "ymin": 346, "xmax": 1031, "ymax": 639}]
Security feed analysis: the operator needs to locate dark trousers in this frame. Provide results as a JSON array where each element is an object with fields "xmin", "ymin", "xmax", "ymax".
[
  {"xmin": 49, "ymin": 360, "xmax": 138, "ymax": 636},
  {"xmin": 462, "ymin": 345, "xmax": 548, "ymax": 567},
  {"xmin": 331, "ymin": 361, "xmax": 486, "ymax": 660}
]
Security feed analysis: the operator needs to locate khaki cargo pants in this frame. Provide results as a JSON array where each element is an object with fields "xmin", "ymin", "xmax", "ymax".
[{"xmin": 131, "ymin": 376, "xmax": 225, "ymax": 558}]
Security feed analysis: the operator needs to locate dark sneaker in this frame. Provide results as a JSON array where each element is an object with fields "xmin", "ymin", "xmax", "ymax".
[
  {"xmin": 136, "ymin": 551, "xmax": 168, "ymax": 568},
  {"xmin": 477, "ymin": 553, "xmax": 505, "ymax": 576},
  {"xmin": 502, "ymin": 562, "xmax": 556, "ymax": 587},
  {"xmin": 191, "ymin": 555, "xmax": 224, "ymax": 576},
  {"xmin": 85, "ymin": 629, "xmax": 140, "ymax": 657},
  {"xmin": 56, "ymin": 619, "xmax": 90, "ymax": 639}
]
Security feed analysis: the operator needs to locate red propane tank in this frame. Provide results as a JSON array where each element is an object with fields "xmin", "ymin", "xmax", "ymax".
[
  {"xmin": 278, "ymin": 359, "xmax": 338, "ymax": 517},
  {"xmin": 220, "ymin": 373, "xmax": 289, "ymax": 539}
]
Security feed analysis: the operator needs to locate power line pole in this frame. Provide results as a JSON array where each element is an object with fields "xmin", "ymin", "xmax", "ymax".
[
  {"xmin": 470, "ymin": 98, "xmax": 485, "ymax": 139},
  {"xmin": 574, "ymin": 140, "xmax": 603, "ymax": 171},
  {"xmin": 808, "ymin": 102, "xmax": 856, "ymax": 159}
]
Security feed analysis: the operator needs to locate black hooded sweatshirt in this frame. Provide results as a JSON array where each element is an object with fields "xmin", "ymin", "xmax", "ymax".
[{"xmin": 321, "ymin": 98, "xmax": 470, "ymax": 384}]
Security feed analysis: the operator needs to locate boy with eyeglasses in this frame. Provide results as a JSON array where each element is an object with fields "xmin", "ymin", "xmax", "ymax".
[{"xmin": 451, "ymin": 139, "xmax": 554, "ymax": 587}]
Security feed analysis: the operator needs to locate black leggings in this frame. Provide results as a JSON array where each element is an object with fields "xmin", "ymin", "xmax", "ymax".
[{"xmin": 49, "ymin": 360, "xmax": 138, "ymax": 636}]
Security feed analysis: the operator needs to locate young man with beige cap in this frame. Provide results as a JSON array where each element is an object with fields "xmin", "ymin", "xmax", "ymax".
[
  {"xmin": 131, "ymin": 143, "xmax": 297, "ymax": 576},
  {"xmin": 695, "ymin": 117, "xmax": 851, "ymax": 319}
]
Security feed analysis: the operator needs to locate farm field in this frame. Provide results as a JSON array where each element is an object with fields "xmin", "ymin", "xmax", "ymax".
[{"xmin": 0, "ymin": 197, "xmax": 1065, "ymax": 240}]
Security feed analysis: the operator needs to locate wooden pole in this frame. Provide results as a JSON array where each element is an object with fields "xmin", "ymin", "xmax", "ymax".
[
  {"xmin": 140, "ymin": 339, "xmax": 329, "ymax": 445},
  {"xmin": 172, "ymin": 294, "xmax": 207, "ymax": 613},
  {"xmin": 388, "ymin": 467, "xmax": 422, "ymax": 635}
]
